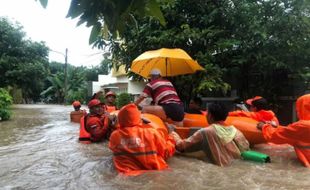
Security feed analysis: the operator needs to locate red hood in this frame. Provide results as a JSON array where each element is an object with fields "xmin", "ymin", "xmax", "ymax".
[{"xmin": 296, "ymin": 94, "xmax": 310, "ymax": 120}]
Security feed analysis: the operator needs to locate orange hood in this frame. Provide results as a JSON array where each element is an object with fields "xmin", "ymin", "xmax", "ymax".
[
  {"xmin": 118, "ymin": 103, "xmax": 142, "ymax": 128},
  {"xmin": 296, "ymin": 94, "xmax": 310, "ymax": 120},
  {"xmin": 256, "ymin": 110, "xmax": 276, "ymax": 121}
]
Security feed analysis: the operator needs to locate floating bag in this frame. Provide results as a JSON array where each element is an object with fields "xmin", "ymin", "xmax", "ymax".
[{"xmin": 241, "ymin": 150, "xmax": 271, "ymax": 163}]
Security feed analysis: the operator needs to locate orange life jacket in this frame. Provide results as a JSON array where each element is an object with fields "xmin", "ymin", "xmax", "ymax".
[
  {"xmin": 79, "ymin": 116, "xmax": 91, "ymax": 144},
  {"xmin": 105, "ymin": 105, "xmax": 117, "ymax": 113},
  {"xmin": 79, "ymin": 114, "xmax": 109, "ymax": 143}
]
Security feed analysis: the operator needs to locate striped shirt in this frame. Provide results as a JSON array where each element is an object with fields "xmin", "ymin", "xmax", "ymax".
[{"xmin": 141, "ymin": 78, "xmax": 181, "ymax": 105}]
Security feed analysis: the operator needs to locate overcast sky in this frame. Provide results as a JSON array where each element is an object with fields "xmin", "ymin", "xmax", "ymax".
[{"xmin": 0, "ymin": 0, "xmax": 104, "ymax": 67}]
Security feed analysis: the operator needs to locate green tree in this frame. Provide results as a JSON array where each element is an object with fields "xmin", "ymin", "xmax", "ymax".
[
  {"xmin": 0, "ymin": 17, "xmax": 49, "ymax": 102},
  {"xmin": 219, "ymin": 0, "xmax": 310, "ymax": 100},
  {"xmin": 41, "ymin": 67, "xmax": 88, "ymax": 104},
  {"xmin": 66, "ymin": 67, "xmax": 88, "ymax": 104},
  {"xmin": 40, "ymin": 72, "xmax": 65, "ymax": 103},
  {"xmin": 38, "ymin": 0, "xmax": 310, "ymax": 104},
  {"xmin": 66, "ymin": 0, "xmax": 167, "ymax": 44},
  {"xmin": 106, "ymin": 0, "xmax": 310, "ymax": 103},
  {"xmin": 42, "ymin": 59, "xmax": 109, "ymax": 104},
  {"xmin": 49, "ymin": 61, "xmax": 65, "ymax": 74},
  {"xmin": 107, "ymin": 0, "xmax": 233, "ymax": 102},
  {"xmin": 84, "ymin": 57, "xmax": 111, "ymax": 81},
  {"xmin": 37, "ymin": 0, "xmax": 167, "ymax": 44}
]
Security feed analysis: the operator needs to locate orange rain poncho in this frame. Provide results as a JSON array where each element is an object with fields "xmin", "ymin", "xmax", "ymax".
[
  {"xmin": 261, "ymin": 94, "xmax": 310, "ymax": 167},
  {"xmin": 108, "ymin": 104, "xmax": 175, "ymax": 176},
  {"xmin": 230, "ymin": 96, "xmax": 279, "ymax": 125},
  {"xmin": 229, "ymin": 110, "xmax": 279, "ymax": 125}
]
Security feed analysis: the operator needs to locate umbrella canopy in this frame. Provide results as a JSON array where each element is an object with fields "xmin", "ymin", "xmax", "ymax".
[{"xmin": 131, "ymin": 48, "xmax": 205, "ymax": 78}]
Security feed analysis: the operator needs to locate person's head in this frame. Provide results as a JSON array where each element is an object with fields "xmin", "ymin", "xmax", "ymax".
[
  {"xmin": 246, "ymin": 96, "xmax": 268, "ymax": 111},
  {"xmin": 105, "ymin": 91, "xmax": 116, "ymax": 104},
  {"xmin": 189, "ymin": 97, "xmax": 203, "ymax": 110},
  {"xmin": 207, "ymin": 102, "xmax": 228, "ymax": 124},
  {"xmin": 88, "ymin": 99, "xmax": 103, "ymax": 115},
  {"xmin": 296, "ymin": 94, "xmax": 310, "ymax": 120},
  {"xmin": 118, "ymin": 103, "xmax": 141, "ymax": 128},
  {"xmin": 149, "ymin": 68, "xmax": 161, "ymax": 80},
  {"xmin": 72, "ymin": 101, "xmax": 81, "ymax": 111},
  {"xmin": 91, "ymin": 91, "xmax": 103, "ymax": 100}
]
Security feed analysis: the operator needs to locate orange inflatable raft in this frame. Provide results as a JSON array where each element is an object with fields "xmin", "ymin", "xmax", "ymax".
[
  {"xmin": 141, "ymin": 113, "xmax": 169, "ymax": 139},
  {"xmin": 78, "ymin": 116, "xmax": 91, "ymax": 144},
  {"xmin": 78, "ymin": 111, "xmax": 265, "ymax": 145},
  {"xmin": 175, "ymin": 113, "xmax": 266, "ymax": 145}
]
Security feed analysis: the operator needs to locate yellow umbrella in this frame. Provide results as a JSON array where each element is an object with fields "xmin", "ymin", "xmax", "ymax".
[{"xmin": 131, "ymin": 48, "xmax": 205, "ymax": 78}]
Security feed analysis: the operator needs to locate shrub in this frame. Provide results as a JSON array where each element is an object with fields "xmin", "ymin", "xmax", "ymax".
[
  {"xmin": 0, "ymin": 88, "xmax": 13, "ymax": 107},
  {"xmin": 0, "ymin": 88, "xmax": 13, "ymax": 121},
  {"xmin": 116, "ymin": 92, "xmax": 132, "ymax": 109},
  {"xmin": 0, "ymin": 109, "xmax": 11, "ymax": 121}
]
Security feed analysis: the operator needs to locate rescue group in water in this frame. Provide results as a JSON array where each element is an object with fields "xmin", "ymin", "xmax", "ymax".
[{"xmin": 70, "ymin": 69, "xmax": 310, "ymax": 176}]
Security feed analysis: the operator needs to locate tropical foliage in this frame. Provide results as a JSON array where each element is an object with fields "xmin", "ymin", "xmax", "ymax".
[
  {"xmin": 40, "ymin": 72, "xmax": 66, "ymax": 103},
  {"xmin": 103, "ymin": 0, "xmax": 310, "ymax": 103},
  {"xmin": 41, "ymin": 66, "xmax": 87, "ymax": 104},
  {"xmin": 66, "ymin": 0, "xmax": 168, "ymax": 44},
  {"xmin": 84, "ymin": 58, "xmax": 111, "ymax": 81},
  {"xmin": 1, "ymin": 17, "xmax": 107, "ymax": 104},
  {"xmin": 40, "ymin": 58, "xmax": 110, "ymax": 104},
  {"xmin": 35, "ymin": 0, "xmax": 310, "ymax": 105}
]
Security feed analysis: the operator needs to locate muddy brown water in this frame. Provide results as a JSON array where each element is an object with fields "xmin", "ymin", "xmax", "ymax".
[{"xmin": 0, "ymin": 105, "xmax": 309, "ymax": 190}]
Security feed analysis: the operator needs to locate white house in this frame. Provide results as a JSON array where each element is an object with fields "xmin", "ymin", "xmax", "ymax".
[
  {"xmin": 92, "ymin": 74, "xmax": 117, "ymax": 95},
  {"xmin": 92, "ymin": 65, "xmax": 146, "ymax": 96}
]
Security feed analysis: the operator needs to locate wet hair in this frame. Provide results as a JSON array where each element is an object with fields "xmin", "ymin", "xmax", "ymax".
[
  {"xmin": 91, "ymin": 91, "xmax": 103, "ymax": 100},
  {"xmin": 252, "ymin": 98, "xmax": 268, "ymax": 111},
  {"xmin": 74, "ymin": 105, "xmax": 81, "ymax": 111},
  {"xmin": 207, "ymin": 102, "xmax": 228, "ymax": 121},
  {"xmin": 91, "ymin": 94, "xmax": 96, "ymax": 100},
  {"xmin": 192, "ymin": 97, "xmax": 202, "ymax": 106}
]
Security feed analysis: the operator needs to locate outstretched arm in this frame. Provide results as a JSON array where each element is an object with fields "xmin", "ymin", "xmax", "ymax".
[
  {"xmin": 134, "ymin": 95, "xmax": 145, "ymax": 106},
  {"xmin": 155, "ymin": 132, "xmax": 176, "ymax": 160},
  {"xmin": 170, "ymin": 130, "xmax": 203, "ymax": 152},
  {"xmin": 258, "ymin": 122, "xmax": 301, "ymax": 145}
]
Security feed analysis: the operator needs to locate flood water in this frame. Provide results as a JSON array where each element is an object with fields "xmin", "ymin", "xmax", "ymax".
[{"xmin": 0, "ymin": 104, "xmax": 309, "ymax": 190}]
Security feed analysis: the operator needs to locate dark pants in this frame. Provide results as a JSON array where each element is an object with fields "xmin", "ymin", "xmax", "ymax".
[{"xmin": 161, "ymin": 103, "xmax": 184, "ymax": 122}]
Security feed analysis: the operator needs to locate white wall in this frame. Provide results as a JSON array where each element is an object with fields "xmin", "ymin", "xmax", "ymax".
[
  {"xmin": 92, "ymin": 74, "xmax": 117, "ymax": 94},
  {"xmin": 92, "ymin": 81, "xmax": 102, "ymax": 94},
  {"xmin": 115, "ymin": 75, "xmax": 128, "ymax": 83},
  {"xmin": 92, "ymin": 73, "xmax": 146, "ymax": 96},
  {"xmin": 128, "ymin": 80, "xmax": 146, "ymax": 95}
]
